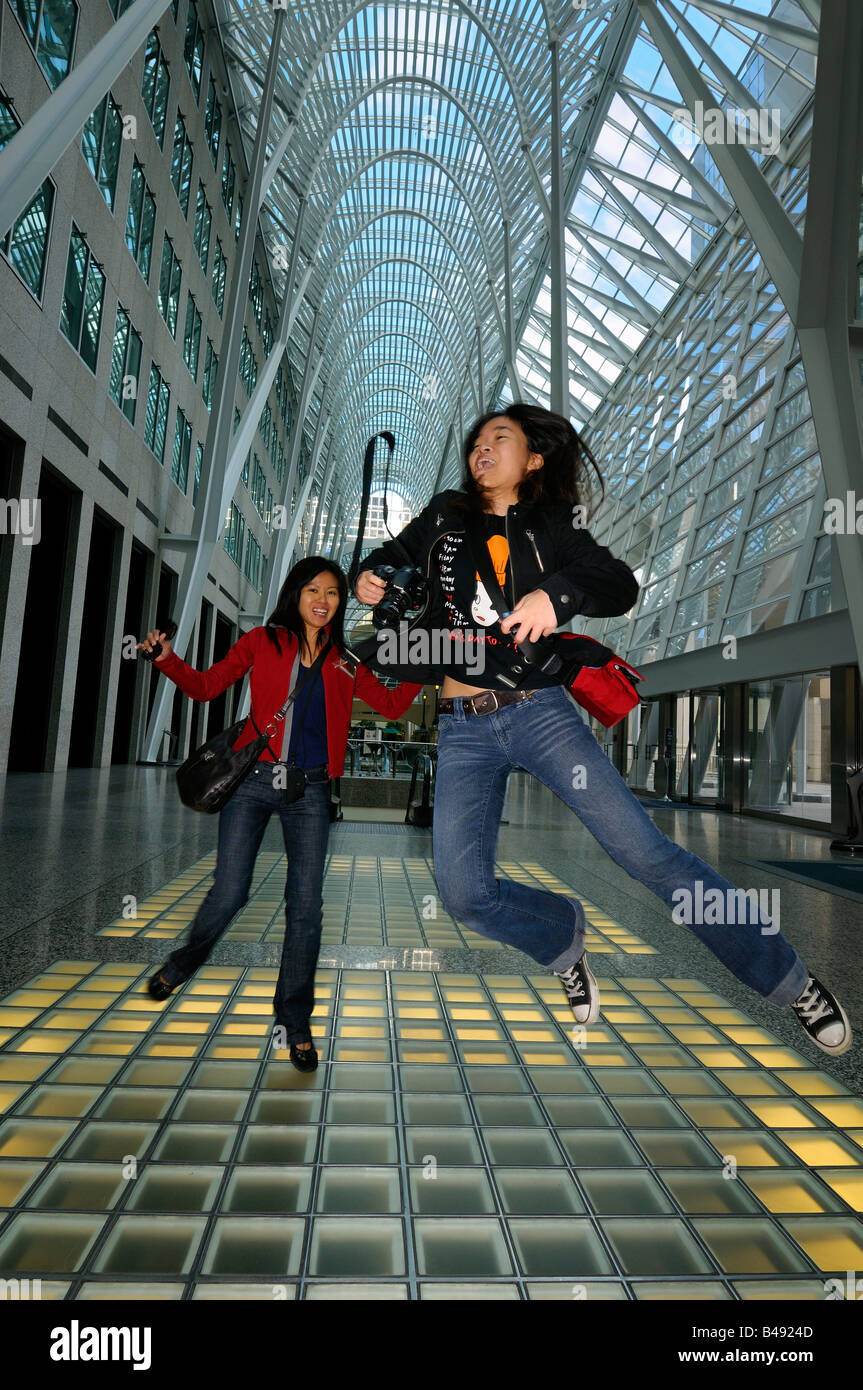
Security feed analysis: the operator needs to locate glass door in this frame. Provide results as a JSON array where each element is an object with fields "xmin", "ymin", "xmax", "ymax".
[{"xmin": 688, "ymin": 689, "xmax": 725, "ymax": 805}]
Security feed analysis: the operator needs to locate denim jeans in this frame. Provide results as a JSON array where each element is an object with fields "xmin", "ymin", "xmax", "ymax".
[
  {"xmin": 162, "ymin": 762, "xmax": 331, "ymax": 1044},
  {"xmin": 433, "ymin": 686, "xmax": 808, "ymax": 1005}
]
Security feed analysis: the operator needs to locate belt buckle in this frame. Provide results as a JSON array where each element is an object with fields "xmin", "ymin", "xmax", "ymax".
[{"xmin": 475, "ymin": 691, "xmax": 499, "ymax": 715}]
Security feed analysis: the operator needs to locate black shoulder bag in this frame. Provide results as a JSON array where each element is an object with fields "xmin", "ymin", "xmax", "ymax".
[{"xmin": 176, "ymin": 637, "xmax": 332, "ymax": 814}]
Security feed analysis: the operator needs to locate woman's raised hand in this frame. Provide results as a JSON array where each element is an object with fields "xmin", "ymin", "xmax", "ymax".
[
  {"xmin": 136, "ymin": 628, "xmax": 173, "ymax": 662},
  {"xmin": 354, "ymin": 570, "xmax": 388, "ymax": 605}
]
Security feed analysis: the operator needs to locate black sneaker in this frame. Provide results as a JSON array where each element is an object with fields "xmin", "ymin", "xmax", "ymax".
[
  {"xmin": 555, "ymin": 954, "xmax": 599, "ymax": 1025},
  {"xmin": 791, "ymin": 975, "xmax": 852, "ymax": 1056}
]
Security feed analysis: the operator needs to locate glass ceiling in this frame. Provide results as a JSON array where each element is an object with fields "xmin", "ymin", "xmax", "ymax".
[{"xmin": 213, "ymin": 0, "xmax": 819, "ymax": 535}]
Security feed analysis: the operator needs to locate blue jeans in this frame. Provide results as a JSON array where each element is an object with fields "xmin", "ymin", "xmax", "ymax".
[
  {"xmin": 162, "ymin": 763, "xmax": 331, "ymax": 1044},
  {"xmin": 433, "ymin": 687, "xmax": 808, "ymax": 1005}
]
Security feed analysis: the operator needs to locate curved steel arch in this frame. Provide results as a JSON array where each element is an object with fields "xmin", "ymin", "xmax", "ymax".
[
  {"xmin": 299, "ymin": 147, "xmax": 502, "ymax": 312},
  {"xmin": 315, "ymin": 202, "xmax": 483, "ymax": 336},
  {"xmin": 319, "ymin": 404, "xmax": 428, "ymax": 508},
  {"xmin": 270, "ymin": 0, "xmax": 542, "ymax": 144},
  {"xmin": 319, "ymin": 279, "xmax": 472, "ymax": 406},
  {"xmin": 324, "ymin": 427, "xmax": 431, "ymax": 520},
  {"xmin": 329, "ymin": 318, "xmax": 464, "ymax": 421},
  {"xmin": 277, "ymin": 266, "xmax": 463, "ymax": 506},
  {"xmin": 326, "ymin": 377, "xmax": 447, "ymax": 489},
  {"xmin": 301, "ymin": 284, "xmax": 460, "ymax": 476},
  {"xmin": 327, "ymin": 366, "xmax": 449, "ymax": 463},
  {"xmin": 300, "ymin": 74, "xmax": 512, "ymax": 228},
  {"xmin": 282, "ymin": 156, "xmax": 510, "ymax": 399},
  {"xmin": 316, "ymin": 247, "xmax": 479, "ymax": 382},
  {"xmin": 326, "ymin": 327, "xmax": 460, "ymax": 448}
]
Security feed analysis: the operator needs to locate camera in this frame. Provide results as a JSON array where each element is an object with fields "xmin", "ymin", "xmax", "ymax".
[
  {"xmin": 140, "ymin": 619, "xmax": 178, "ymax": 663},
  {"xmin": 371, "ymin": 565, "xmax": 430, "ymax": 630}
]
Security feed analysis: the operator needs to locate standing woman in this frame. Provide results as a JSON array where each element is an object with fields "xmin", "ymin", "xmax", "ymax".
[
  {"xmin": 354, "ymin": 406, "xmax": 851, "ymax": 1057},
  {"xmin": 138, "ymin": 557, "xmax": 422, "ymax": 1071}
]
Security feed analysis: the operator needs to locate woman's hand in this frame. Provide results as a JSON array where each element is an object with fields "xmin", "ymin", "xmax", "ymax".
[
  {"xmin": 499, "ymin": 589, "xmax": 558, "ymax": 645},
  {"xmin": 354, "ymin": 570, "xmax": 388, "ymax": 605},
  {"xmin": 137, "ymin": 629, "xmax": 173, "ymax": 662}
]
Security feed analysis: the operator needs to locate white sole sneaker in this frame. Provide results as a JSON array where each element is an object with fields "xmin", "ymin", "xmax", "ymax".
[
  {"xmin": 791, "ymin": 975, "xmax": 853, "ymax": 1056},
  {"xmin": 555, "ymin": 954, "xmax": 600, "ymax": 1025}
]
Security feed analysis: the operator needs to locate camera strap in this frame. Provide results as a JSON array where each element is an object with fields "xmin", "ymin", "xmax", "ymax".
[{"xmin": 463, "ymin": 512, "xmax": 563, "ymax": 682}]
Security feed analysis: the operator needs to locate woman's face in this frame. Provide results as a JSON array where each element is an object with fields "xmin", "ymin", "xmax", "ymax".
[
  {"xmin": 467, "ymin": 416, "xmax": 543, "ymax": 497},
  {"xmin": 298, "ymin": 571, "xmax": 341, "ymax": 633}
]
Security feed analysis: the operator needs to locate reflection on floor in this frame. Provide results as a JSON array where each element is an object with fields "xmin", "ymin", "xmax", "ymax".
[
  {"xmin": 2, "ymin": 956, "xmax": 863, "ymax": 1300},
  {"xmin": 97, "ymin": 854, "xmax": 658, "ymax": 955}
]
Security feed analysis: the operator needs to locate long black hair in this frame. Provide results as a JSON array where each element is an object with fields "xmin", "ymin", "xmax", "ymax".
[
  {"xmin": 264, "ymin": 556, "xmax": 348, "ymax": 657},
  {"xmin": 455, "ymin": 403, "xmax": 605, "ymax": 518}
]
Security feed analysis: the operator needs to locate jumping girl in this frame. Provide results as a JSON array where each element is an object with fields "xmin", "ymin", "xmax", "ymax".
[{"xmin": 354, "ymin": 405, "xmax": 851, "ymax": 1057}]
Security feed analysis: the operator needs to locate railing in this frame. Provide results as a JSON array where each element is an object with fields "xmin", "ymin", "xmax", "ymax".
[{"xmin": 345, "ymin": 738, "xmax": 436, "ymax": 778}]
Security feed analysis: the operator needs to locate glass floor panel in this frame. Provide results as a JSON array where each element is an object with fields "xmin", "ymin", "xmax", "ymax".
[
  {"xmin": 97, "ymin": 854, "xmax": 658, "ymax": 955},
  {"xmin": 2, "ymin": 904, "xmax": 861, "ymax": 1298}
]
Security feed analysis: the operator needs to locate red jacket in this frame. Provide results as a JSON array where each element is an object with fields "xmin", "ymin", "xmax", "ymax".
[{"xmin": 155, "ymin": 625, "xmax": 423, "ymax": 777}]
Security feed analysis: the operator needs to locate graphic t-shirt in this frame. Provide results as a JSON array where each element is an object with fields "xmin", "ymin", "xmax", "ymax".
[{"xmin": 434, "ymin": 513, "xmax": 561, "ymax": 690}]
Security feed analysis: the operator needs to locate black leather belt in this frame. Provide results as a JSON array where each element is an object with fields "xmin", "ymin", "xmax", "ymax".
[{"xmin": 438, "ymin": 690, "xmax": 538, "ymax": 717}]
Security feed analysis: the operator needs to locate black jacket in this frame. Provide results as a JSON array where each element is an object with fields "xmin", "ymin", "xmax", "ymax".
[
  {"xmin": 359, "ymin": 489, "xmax": 638, "ymax": 621},
  {"xmin": 354, "ymin": 490, "xmax": 639, "ymax": 681}
]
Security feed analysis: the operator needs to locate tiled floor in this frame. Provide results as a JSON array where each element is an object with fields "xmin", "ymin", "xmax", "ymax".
[
  {"xmin": 2, "ymin": 769, "xmax": 862, "ymax": 1300},
  {"xmin": 2, "ymin": 955, "xmax": 862, "ymax": 1300},
  {"xmin": 97, "ymin": 853, "xmax": 658, "ymax": 955}
]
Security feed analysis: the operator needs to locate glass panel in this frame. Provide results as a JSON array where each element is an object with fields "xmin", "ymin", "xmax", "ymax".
[
  {"xmin": 508, "ymin": 1219, "xmax": 613, "ymax": 1277},
  {"xmin": 746, "ymin": 672, "xmax": 831, "ymax": 822},
  {"xmin": 222, "ymin": 1167, "xmax": 312, "ymax": 1214},
  {"xmin": 308, "ymin": 1218, "xmax": 404, "ymax": 1277},
  {"xmin": 414, "ymin": 1219, "xmax": 511, "ymax": 1277},
  {"xmin": 582, "ymin": 1170, "xmax": 674, "ymax": 1215},
  {"xmin": 692, "ymin": 1218, "xmax": 811, "ymax": 1274},
  {"xmin": 317, "ymin": 1168, "xmax": 402, "ymax": 1214},
  {"xmin": 202, "ymin": 1218, "xmax": 305, "ymax": 1276},
  {"xmin": 0, "ymin": 1213, "xmax": 103, "ymax": 1271}
]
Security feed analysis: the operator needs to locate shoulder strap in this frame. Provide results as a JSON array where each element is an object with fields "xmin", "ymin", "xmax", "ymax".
[
  {"xmin": 463, "ymin": 511, "xmax": 514, "ymax": 615},
  {"xmin": 257, "ymin": 636, "xmax": 332, "ymax": 741},
  {"xmin": 463, "ymin": 512, "xmax": 563, "ymax": 677}
]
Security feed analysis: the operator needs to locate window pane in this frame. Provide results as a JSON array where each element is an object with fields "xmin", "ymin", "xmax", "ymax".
[
  {"xmin": 80, "ymin": 258, "xmax": 105, "ymax": 370},
  {"xmin": 8, "ymin": 181, "xmax": 53, "ymax": 297},
  {"xmin": 37, "ymin": 0, "xmax": 78, "ymax": 89},
  {"xmin": 81, "ymin": 97, "xmax": 104, "ymax": 185},
  {"xmin": 138, "ymin": 186, "xmax": 155, "ymax": 281},
  {"xmin": 14, "ymin": 2, "xmax": 39, "ymax": 46},
  {"xmin": 99, "ymin": 96, "xmax": 123, "ymax": 209},
  {"xmin": 109, "ymin": 305, "xmax": 128, "ymax": 406},
  {"xmin": 184, "ymin": 0, "xmax": 204, "ymax": 98},
  {"xmin": 60, "ymin": 226, "xmax": 87, "ymax": 348}
]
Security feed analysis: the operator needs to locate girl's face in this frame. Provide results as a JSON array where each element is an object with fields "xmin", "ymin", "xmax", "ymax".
[
  {"xmin": 298, "ymin": 571, "xmax": 341, "ymax": 633},
  {"xmin": 467, "ymin": 416, "xmax": 543, "ymax": 498}
]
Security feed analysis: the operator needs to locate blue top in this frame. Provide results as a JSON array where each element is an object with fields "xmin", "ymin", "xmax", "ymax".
[{"xmin": 286, "ymin": 666, "xmax": 328, "ymax": 768}]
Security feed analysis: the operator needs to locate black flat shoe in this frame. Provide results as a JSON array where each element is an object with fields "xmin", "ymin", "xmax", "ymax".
[
  {"xmin": 147, "ymin": 969, "xmax": 177, "ymax": 1001},
  {"xmin": 289, "ymin": 1042, "xmax": 318, "ymax": 1073}
]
